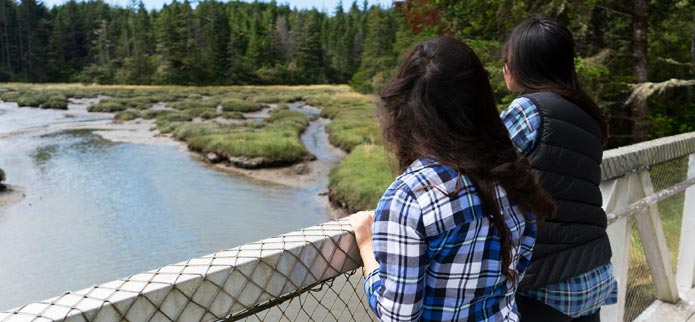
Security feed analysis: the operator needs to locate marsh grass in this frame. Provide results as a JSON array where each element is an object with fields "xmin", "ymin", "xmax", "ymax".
[
  {"xmin": 169, "ymin": 99, "xmax": 219, "ymax": 110},
  {"xmin": 41, "ymin": 96, "xmax": 68, "ymax": 109},
  {"xmin": 267, "ymin": 110, "xmax": 309, "ymax": 126},
  {"xmin": 172, "ymin": 123, "xmax": 230, "ymax": 140},
  {"xmin": 0, "ymin": 83, "xmax": 390, "ymax": 209},
  {"xmin": 0, "ymin": 91, "xmax": 20, "ymax": 102},
  {"xmin": 88, "ymin": 97, "xmax": 159, "ymax": 112},
  {"xmin": 220, "ymin": 98, "xmax": 263, "ymax": 112},
  {"xmin": 187, "ymin": 121, "xmax": 309, "ymax": 163},
  {"xmin": 115, "ymin": 110, "xmax": 142, "ymax": 121},
  {"xmin": 328, "ymin": 144, "xmax": 394, "ymax": 211},
  {"xmin": 316, "ymin": 93, "xmax": 381, "ymax": 151},
  {"xmin": 151, "ymin": 104, "xmax": 312, "ymax": 164},
  {"xmin": 16, "ymin": 94, "xmax": 47, "ymax": 107}
]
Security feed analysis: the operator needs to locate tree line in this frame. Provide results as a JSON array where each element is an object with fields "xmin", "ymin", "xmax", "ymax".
[
  {"xmin": 0, "ymin": 0, "xmax": 407, "ymax": 89},
  {"xmin": 0, "ymin": 0, "xmax": 694, "ymax": 145}
]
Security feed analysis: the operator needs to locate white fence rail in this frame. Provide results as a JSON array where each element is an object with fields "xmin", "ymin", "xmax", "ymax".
[{"xmin": 4, "ymin": 132, "xmax": 695, "ymax": 322}]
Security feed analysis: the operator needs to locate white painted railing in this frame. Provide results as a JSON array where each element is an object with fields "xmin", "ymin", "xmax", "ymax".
[
  {"xmin": 600, "ymin": 132, "xmax": 695, "ymax": 322},
  {"xmin": 4, "ymin": 132, "xmax": 695, "ymax": 322}
]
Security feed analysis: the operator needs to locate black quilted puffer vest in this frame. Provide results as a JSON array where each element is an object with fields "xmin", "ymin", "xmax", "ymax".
[{"xmin": 518, "ymin": 91, "xmax": 612, "ymax": 290}]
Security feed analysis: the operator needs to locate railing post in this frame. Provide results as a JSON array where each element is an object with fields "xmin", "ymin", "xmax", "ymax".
[
  {"xmin": 677, "ymin": 154, "xmax": 695, "ymax": 288},
  {"xmin": 634, "ymin": 171, "xmax": 679, "ymax": 303},
  {"xmin": 601, "ymin": 177, "xmax": 632, "ymax": 322}
]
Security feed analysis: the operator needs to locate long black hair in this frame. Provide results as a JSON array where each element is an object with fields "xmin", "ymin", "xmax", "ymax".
[
  {"xmin": 503, "ymin": 18, "xmax": 608, "ymax": 142},
  {"xmin": 378, "ymin": 36, "xmax": 555, "ymax": 281}
]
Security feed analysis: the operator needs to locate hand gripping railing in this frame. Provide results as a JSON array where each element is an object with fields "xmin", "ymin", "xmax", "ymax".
[{"xmin": 4, "ymin": 132, "xmax": 695, "ymax": 322}]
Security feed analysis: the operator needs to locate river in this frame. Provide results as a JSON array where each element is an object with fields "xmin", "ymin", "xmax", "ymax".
[{"xmin": 0, "ymin": 101, "xmax": 339, "ymax": 310}]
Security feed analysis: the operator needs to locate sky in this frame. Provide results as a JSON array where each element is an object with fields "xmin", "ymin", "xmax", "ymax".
[{"xmin": 41, "ymin": 0, "xmax": 394, "ymax": 12}]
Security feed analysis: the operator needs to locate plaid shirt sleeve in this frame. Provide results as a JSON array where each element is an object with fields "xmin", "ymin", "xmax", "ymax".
[
  {"xmin": 500, "ymin": 97, "xmax": 540, "ymax": 155},
  {"xmin": 364, "ymin": 182, "xmax": 428, "ymax": 321}
]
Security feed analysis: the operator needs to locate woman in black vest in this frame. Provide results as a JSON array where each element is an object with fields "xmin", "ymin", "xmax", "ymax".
[{"xmin": 499, "ymin": 19, "xmax": 618, "ymax": 322}]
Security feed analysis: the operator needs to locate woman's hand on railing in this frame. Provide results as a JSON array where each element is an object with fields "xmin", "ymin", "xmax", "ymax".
[{"xmin": 349, "ymin": 210, "xmax": 379, "ymax": 277}]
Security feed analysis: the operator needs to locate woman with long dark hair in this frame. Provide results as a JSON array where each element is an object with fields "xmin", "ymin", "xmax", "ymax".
[
  {"xmin": 500, "ymin": 19, "xmax": 618, "ymax": 322},
  {"xmin": 349, "ymin": 36, "xmax": 555, "ymax": 321}
]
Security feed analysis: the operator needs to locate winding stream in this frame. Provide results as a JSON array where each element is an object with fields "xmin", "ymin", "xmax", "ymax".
[{"xmin": 0, "ymin": 101, "xmax": 342, "ymax": 310}]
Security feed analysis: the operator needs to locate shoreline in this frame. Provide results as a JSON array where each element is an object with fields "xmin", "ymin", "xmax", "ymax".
[{"xmin": 0, "ymin": 185, "xmax": 25, "ymax": 208}]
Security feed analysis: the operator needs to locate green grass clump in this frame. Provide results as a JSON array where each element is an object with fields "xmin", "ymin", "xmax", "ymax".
[
  {"xmin": 16, "ymin": 95, "xmax": 47, "ymax": 107},
  {"xmin": 310, "ymin": 92, "xmax": 381, "ymax": 151},
  {"xmin": 156, "ymin": 111, "xmax": 193, "ymax": 123},
  {"xmin": 186, "ymin": 107, "xmax": 218, "ymax": 118},
  {"xmin": 210, "ymin": 111, "xmax": 245, "ymax": 120},
  {"xmin": 119, "ymin": 96, "xmax": 158, "ymax": 110},
  {"xmin": 172, "ymin": 122, "xmax": 229, "ymax": 140},
  {"xmin": 170, "ymin": 99, "xmax": 219, "ymax": 110},
  {"xmin": 89, "ymin": 97, "xmax": 161, "ymax": 112},
  {"xmin": 328, "ymin": 144, "xmax": 394, "ymax": 211},
  {"xmin": 326, "ymin": 117, "xmax": 381, "ymax": 151},
  {"xmin": 188, "ymin": 122, "xmax": 308, "ymax": 163},
  {"xmin": 115, "ymin": 110, "xmax": 142, "ymax": 121},
  {"xmin": 198, "ymin": 110, "xmax": 219, "ymax": 120},
  {"xmin": 88, "ymin": 100, "xmax": 127, "ymax": 112},
  {"xmin": 250, "ymin": 93, "xmax": 303, "ymax": 104},
  {"xmin": 156, "ymin": 121, "xmax": 180, "ymax": 134},
  {"xmin": 267, "ymin": 110, "xmax": 309, "ymax": 127},
  {"xmin": 41, "ymin": 96, "xmax": 68, "ymax": 110},
  {"xmin": 220, "ymin": 98, "xmax": 263, "ymax": 112},
  {"xmin": 0, "ymin": 91, "xmax": 20, "ymax": 102},
  {"xmin": 140, "ymin": 110, "xmax": 169, "ymax": 120}
]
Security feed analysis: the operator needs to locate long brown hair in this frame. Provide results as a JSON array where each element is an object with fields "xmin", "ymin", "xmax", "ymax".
[
  {"xmin": 378, "ymin": 36, "xmax": 555, "ymax": 281},
  {"xmin": 503, "ymin": 18, "xmax": 608, "ymax": 142}
]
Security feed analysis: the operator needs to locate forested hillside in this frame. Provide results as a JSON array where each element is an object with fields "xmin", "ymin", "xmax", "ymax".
[{"xmin": 0, "ymin": 0, "xmax": 407, "ymax": 88}]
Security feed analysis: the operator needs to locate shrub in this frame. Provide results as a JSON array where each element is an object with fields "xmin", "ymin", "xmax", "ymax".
[{"xmin": 0, "ymin": 168, "xmax": 5, "ymax": 183}]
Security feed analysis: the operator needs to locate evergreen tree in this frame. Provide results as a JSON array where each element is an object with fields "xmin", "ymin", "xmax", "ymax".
[{"xmin": 291, "ymin": 10, "xmax": 325, "ymax": 84}]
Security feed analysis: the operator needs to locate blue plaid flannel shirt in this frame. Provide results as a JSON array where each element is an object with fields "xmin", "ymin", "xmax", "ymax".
[
  {"xmin": 500, "ymin": 96, "xmax": 618, "ymax": 318},
  {"xmin": 364, "ymin": 159, "xmax": 537, "ymax": 321}
]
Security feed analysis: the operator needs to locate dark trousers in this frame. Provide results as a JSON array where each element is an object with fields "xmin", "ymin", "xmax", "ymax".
[{"xmin": 516, "ymin": 295, "xmax": 600, "ymax": 322}]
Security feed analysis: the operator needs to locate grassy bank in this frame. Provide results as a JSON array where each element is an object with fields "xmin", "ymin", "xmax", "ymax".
[
  {"xmin": 328, "ymin": 144, "xmax": 394, "ymax": 211},
  {"xmin": 301, "ymin": 89, "xmax": 392, "ymax": 209}
]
